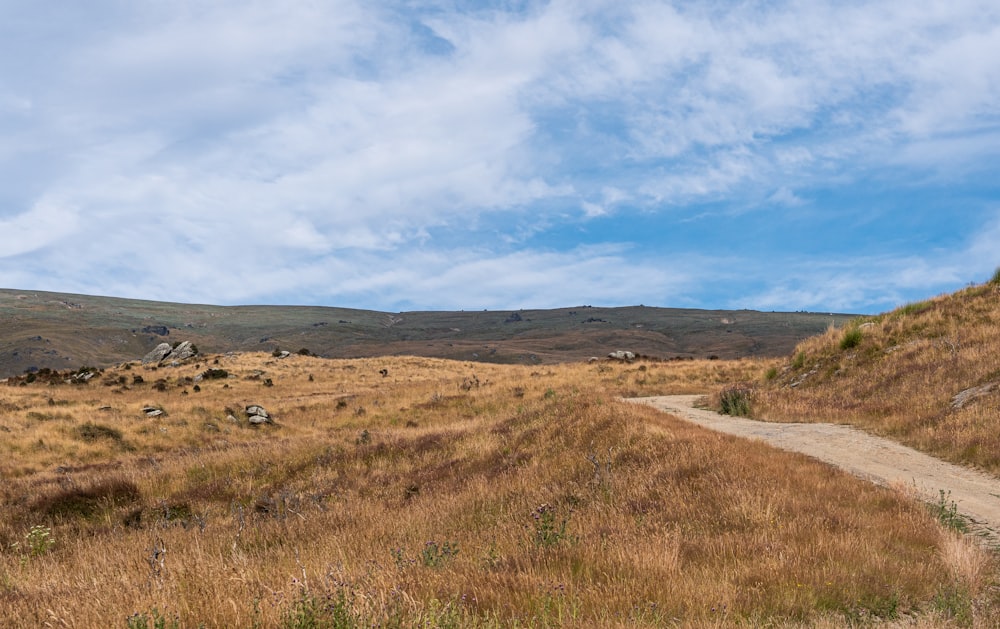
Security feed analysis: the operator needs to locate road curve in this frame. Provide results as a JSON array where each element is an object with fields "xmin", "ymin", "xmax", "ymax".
[{"xmin": 628, "ymin": 395, "xmax": 1000, "ymax": 543}]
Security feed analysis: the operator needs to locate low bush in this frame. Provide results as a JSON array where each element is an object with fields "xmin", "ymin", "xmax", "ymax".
[
  {"xmin": 840, "ymin": 326, "xmax": 863, "ymax": 350},
  {"xmin": 719, "ymin": 383, "xmax": 754, "ymax": 417}
]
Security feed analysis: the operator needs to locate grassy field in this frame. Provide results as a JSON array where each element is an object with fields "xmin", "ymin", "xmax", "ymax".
[
  {"xmin": 756, "ymin": 280, "xmax": 1000, "ymax": 475},
  {"xmin": 1, "ymin": 353, "xmax": 995, "ymax": 627}
]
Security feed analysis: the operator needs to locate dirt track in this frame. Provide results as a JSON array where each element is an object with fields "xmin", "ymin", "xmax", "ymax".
[{"xmin": 628, "ymin": 395, "xmax": 1000, "ymax": 543}]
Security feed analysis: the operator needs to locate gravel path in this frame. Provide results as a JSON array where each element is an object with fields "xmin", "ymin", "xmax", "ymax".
[{"xmin": 628, "ymin": 395, "xmax": 1000, "ymax": 543}]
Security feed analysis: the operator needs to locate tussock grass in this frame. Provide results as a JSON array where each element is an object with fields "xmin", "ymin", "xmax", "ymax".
[
  {"xmin": 0, "ymin": 353, "xmax": 995, "ymax": 626},
  {"xmin": 758, "ymin": 281, "xmax": 1000, "ymax": 473}
]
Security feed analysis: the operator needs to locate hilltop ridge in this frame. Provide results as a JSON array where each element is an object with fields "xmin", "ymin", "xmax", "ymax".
[{"xmin": 0, "ymin": 288, "xmax": 853, "ymax": 377}]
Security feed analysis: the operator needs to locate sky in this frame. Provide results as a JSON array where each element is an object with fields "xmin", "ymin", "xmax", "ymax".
[{"xmin": 1, "ymin": 1, "xmax": 999, "ymax": 314}]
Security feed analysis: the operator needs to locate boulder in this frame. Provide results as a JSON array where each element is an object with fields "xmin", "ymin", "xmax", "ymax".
[
  {"xmin": 170, "ymin": 341, "xmax": 196, "ymax": 362},
  {"xmin": 142, "ymin": 343, "xmax": 173, "ymax": 365},
  {"xmin": 607, "ymin": 350, "xmax": 636, "ymax": 362},
  {"xmin": 141, "ymin": 341, "xmax": 198, "ymax": 366}
]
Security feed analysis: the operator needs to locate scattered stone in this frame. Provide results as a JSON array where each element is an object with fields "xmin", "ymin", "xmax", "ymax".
[
  {"xmin": 276, "ymin": 350, "xmax": 291, "ymax": 359},
  {"xmin": 141, "ymin": 325, "xmax": 170, "ymax": 336},
  {"xmin": 951, "ymin": 382, "xmax": 999, "ymax": 410},
  {"xmin": 587, "ymin": 357, "xmax": 600, "ymax": 363},
  {"xmin": 505, "ymin": 312, "xmax": 523, "ymax": 323},
  {"xmin": 607, "ymin": 350, "xmax": 636, "ymax": 362},
  {"xmin": 142, "ymin": 406, "xmax": 164, "ymax": 418}
]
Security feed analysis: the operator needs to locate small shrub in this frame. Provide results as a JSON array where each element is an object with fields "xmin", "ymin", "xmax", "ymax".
[
  {"xmin": 764, "ymin": 367, "xmax": 778, "ymax": 381},
  {"xmin": 933, "ymin": 490, "xmax": 968, "ymax": 533},
  {"xmin": 532, "ymin": 503, "xmax": 572, "ymax": 548},
  {"xmin": 25, "ymin": 525, "xmax": 54, "ymax": 556},
  {"xmin": 421, "ymin": 540, "xmax": 459, "ymax": 567},
  {"xmin": 200, "ymin": 368, "xmax": 229, "ymax": 380},
  {"xmin": 840, "ymin": 326, "xmax": 863, "ymax": 350},
  {"xmin": 719, "ymin": 383, "xmax": 753, "ymax": 417}
]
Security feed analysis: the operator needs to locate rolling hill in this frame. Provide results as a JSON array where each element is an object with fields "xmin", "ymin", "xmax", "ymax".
[
  {"xmin": 758, "ymin": 275, "xmax": 1000, "ymax": 473},
  {"xmin": 0, "ymin": 288, "xmax": 854, "ymax": 377}
]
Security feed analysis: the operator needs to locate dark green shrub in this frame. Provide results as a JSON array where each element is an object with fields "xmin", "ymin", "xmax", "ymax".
[
  {"xmin": 719, "ymin": 383, "xmax": 754, "ymax": 417},
  {"xmin": 840, "ymin": 326, "xmax": 863, "ymax": 350},
  {"xmin": 200, "ymin": 368, "xmax": 229, "ymax": 380}
]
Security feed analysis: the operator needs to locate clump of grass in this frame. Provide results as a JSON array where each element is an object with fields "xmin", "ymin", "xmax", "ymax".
[
  {"xmin": 898, "ymin": 300, "xmax": 933, "ymax": 316},
  {"xmin": 840, "ymin": 325, "xmax": 864, "ymax": 350},
  {"xmin": 792, "ymin": 351, "xmax": 806, "ymax": 369},
  {"xmin": 989, "ymin": 267, "xmax": 1000, "ymax": 285}
]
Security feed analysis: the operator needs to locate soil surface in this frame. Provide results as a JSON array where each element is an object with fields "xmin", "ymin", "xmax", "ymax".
[{"xmin": 629, "ymin": 395, "xmax": 1000, "ymax": 544}]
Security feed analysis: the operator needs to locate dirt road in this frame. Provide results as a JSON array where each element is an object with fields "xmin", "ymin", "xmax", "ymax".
[{"xmin": 629, "ymin": 395, "xmax": 1000, "ymax": 543}]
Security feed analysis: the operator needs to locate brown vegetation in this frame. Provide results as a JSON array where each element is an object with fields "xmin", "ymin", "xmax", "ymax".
[
  {"xmin": 0, "ymin": 353, "xmax": 995, "ymax": 626},
  {"xmin": 757, "ymin": 281, "xmax": 1000, "ymax": 474}
]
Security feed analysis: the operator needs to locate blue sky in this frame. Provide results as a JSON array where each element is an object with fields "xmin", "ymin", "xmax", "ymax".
[{"xmin": 1, "ymin": 1, "xmax": 998, "ymax": 314}]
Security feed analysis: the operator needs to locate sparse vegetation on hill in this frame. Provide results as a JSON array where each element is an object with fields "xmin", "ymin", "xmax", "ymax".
[
  {"xmin": 758, "ymin": 280, "xmax": 1000, "ymax": 473},
  {"xmin": 0, "ymin": 354, "xmax": 994, "ymax": 626},
  {"xmin": 0, "ymin": 288, "xmax": 855, "ymax": 377}
]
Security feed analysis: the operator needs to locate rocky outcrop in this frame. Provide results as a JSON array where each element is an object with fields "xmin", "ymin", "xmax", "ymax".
[{"xmin": 142, "ymin": 341, "xmax": 198, "ymax": 366}]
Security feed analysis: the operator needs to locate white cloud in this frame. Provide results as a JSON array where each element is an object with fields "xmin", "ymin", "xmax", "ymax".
[{"xmin": 0, "ymin": 1, "xmax": 998, "ymax": 312}]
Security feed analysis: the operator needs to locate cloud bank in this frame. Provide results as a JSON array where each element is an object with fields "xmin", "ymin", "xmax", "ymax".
[{"xmin": 1, "ymin": 0, "xmax": 998, "ymax": 313}]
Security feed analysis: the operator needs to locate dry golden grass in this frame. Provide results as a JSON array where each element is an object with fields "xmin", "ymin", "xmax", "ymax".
[
  {"xmin": 757, "ymin": 282, "xmax": 1000, "ymax": 474},
  {"xmin": 0, "ymin": 353, "xmax": 996, "ymax": 627}
]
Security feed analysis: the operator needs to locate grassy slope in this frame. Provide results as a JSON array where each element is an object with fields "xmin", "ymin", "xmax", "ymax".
[
  {"xmin": 0, "ymin": 288, "xmax": 854, "ymax": 377},
  {"xmin": 0, "ymin": 355, "xmax": 993, "ymax": 627},
  {"xmin": 758, "ymin": 280, "xmax": 1000, "ymax": 474}
]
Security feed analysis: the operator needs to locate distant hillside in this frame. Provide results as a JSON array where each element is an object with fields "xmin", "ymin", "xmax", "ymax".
[
  {"xmin": 0, "ymin": 288, "xmax": 855, "ymax": 377},
  {"xmin": 759, "ymin": 275, "xmax": 1000, "ymax": 473}
]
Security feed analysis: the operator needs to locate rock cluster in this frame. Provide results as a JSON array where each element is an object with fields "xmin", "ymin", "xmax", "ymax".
[
  {"xmin": 246, "ymin": 405, "xmax": 272, "ymax": 425},
  {"xmin": 142, "ymin": 341, "xmax": 198, "ymax": 366},
  {"xmin": 607, "ymin": 350, "xmax": 636, "ymax": 362}
]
